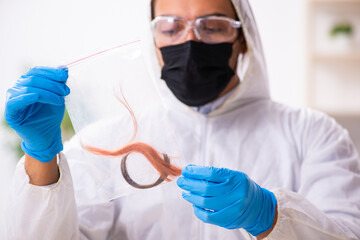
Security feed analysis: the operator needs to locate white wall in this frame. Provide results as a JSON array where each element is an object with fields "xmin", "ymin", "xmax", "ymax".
[{"xmin": 250, "ymin": 0, "xmax": 308, "ymax": 108}]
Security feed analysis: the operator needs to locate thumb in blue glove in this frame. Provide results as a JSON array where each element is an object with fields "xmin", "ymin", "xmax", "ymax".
[
  {"xmin": 4, "ymin": 66, "xmax": 70, "ymax": 162},
  {"xmin": 177, "ymin": 165, "xmax": 277, "ymax": 236}
]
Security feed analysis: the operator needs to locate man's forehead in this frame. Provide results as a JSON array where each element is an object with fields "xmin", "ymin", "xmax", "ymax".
[{"xmin": 153, "ymin": 0, "xmax": 237, "ymax": 20}]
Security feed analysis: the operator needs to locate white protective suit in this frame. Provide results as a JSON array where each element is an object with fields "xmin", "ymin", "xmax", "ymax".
[{"xmin": 3, "ymin": 0, "xmax": 360, "ymax": 239}]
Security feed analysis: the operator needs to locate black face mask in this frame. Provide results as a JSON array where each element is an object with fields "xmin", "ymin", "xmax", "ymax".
[{"xmin": 160, "ymin": 41, "xmax": 235, "ymax": 107}]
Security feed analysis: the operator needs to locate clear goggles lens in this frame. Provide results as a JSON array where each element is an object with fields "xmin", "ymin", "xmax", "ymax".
[{"xmin": 151, "ymin": 16, "xmax": 242, "ymax": 45}]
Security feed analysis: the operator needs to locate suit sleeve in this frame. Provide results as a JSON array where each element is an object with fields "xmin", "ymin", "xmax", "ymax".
[
  {"xmin": 2, "ymin": 143, "xmax": 122, "ymax": 240},
  {"xmin": 267, "ymin": 111, "xmax": 360, "ymax": 240},
  {"xmin": 3, "ymin": 153, "xmax": 80, "ymax": 240}
]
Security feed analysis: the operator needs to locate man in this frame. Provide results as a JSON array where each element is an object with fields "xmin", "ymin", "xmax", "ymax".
[{"xmin": 4, "ymin": 0, "xmax": 360, "ymax": 239}]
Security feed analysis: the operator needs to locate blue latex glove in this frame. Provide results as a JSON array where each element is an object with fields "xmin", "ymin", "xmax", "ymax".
[
  {"xmin": 177, "ymin": 165, "xmax": 277, "ymax": 236},
  {"xmin": 4, "ymin": 66, "xmax": 70, "ymax": 162}
]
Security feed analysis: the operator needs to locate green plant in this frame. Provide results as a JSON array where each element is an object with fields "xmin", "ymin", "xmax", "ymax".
[
  {"xmin": 61, "ymin": 108, "xmax": 75, "ymax": 141},
  {"xmin": 330, "ymin": 23, "xmax": 353, "ymax": 37}
]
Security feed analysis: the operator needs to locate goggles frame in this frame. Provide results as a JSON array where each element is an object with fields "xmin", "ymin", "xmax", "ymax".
[{"xmin": 151, "ymin": 15, "xmax": 242, "ymax": 45}]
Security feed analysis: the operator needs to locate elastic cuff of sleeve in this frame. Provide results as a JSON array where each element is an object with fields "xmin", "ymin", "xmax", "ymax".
[{"xmin": 21, "ymin": 141, "xmax": 63, "ymax": 163}]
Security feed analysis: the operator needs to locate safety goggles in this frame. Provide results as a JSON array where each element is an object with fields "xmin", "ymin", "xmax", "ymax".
[{"xmin": 151, "ymin": 15, "xmax": 242, "ymax": 46}]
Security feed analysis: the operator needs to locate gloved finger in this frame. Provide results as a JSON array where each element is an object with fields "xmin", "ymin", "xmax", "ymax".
[
  {"xmin": 182, "ymin": 191, "xmax": 242, "ymax": 211},
  {"xmin": 177, "ymin": 176, "xmax": 230, "ymax": 197},
  {"xmin": 5, "ymin": 93, "xmax": 39, "ymax": 117},
  {"xmin": 23, "ymin": 66, "xmax": 68, "ymax": 83},
  {"xmin": 193, "ymin": 202, "xmax": 243, "ymax": 229},
  {"xmin": 182, "ymin": 165, "xmax": 237, "ymax": 183},
  {"xmin": 27, "ymin": 87, "xmax": 65, "ymax": 106},
  {"xmin": 6, "ymin": 89, "xmax": 64, "ymax": 117},
  {"xmin": 17, "ymin": 75, "xmax": 70, "ymax": 96},
  {"xmin": 211, "ymin": 200, "xmax": 253, "ymax": 230},
  {"xmin": 8, "ymin": 86, "xmax": 65, "ymax": 105}
]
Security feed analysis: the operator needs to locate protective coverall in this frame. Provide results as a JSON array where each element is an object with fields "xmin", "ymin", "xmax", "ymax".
[{"xmin": 3, "ymin": 0, "xmax": 360, "ymax": 239}]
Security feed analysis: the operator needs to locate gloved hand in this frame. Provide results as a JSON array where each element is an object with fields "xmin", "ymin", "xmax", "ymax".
[
  {"xmin": 4, "ymin": 66, "xmax": 70, "ymax": 162},
  {"xmin": 177, "ymin": 165, "xmax": 277, "ymax": 236}
]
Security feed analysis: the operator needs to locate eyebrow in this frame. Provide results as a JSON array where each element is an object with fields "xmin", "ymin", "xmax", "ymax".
[
  {"xmin": 198, "ymin": 12, "xmax": 228, "ymax": 18},
  {"xmin": 158, "ymin": 12, "xmax": 228, "ymax": 19}
]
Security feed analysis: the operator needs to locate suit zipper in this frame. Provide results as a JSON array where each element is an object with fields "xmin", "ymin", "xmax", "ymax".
[{"xmin": 199, "ymin": 115, "xmax": 209, "ymax": 239}]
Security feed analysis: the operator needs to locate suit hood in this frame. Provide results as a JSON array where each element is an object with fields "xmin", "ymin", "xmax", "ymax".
[{"xmin": 139, "ymin": 0, "xmax": 270, "ymax": 117}]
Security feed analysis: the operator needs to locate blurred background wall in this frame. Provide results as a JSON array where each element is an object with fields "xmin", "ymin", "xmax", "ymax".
[{"xmin": 0, "ymin": 0, "xmax": 359, "ymax": 235}]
